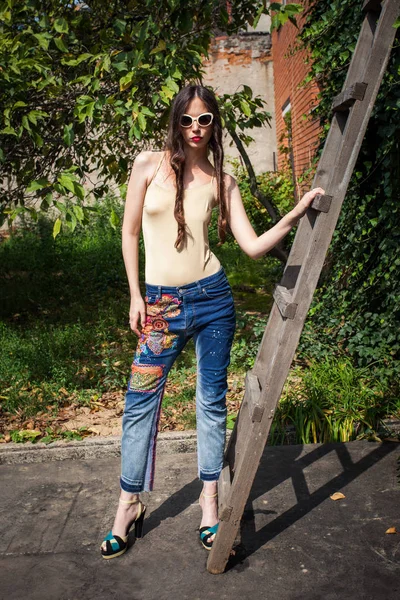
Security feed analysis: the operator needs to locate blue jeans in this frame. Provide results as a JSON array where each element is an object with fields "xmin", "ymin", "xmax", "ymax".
[{"xmin": 120, "ymin": 266, "xmax": 236, "ymax": 493}]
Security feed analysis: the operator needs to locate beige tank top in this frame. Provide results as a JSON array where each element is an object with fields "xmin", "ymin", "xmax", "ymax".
[{"xmin": 142, "ymin": 152, "xmax": 221, "ymax": 286}]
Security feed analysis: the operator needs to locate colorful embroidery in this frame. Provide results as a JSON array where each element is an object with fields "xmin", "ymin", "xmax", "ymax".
[
  {"xmin": 129, "ymin": 363, "xmax": 165, "ymax": 393},
  {"xmin": 135, "ymin": 294, "xmax": 182, "ymax": 358}
]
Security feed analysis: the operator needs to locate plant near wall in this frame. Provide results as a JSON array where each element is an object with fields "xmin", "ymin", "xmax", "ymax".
[{"xmin": 291, "ymin": 0, "xmax": 400, "ymax": 391}]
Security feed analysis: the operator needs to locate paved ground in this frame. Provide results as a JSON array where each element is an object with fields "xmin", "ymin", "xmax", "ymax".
[{"xmin": 1, "ymin": 440, "xmax": 399, "ymax": 600}]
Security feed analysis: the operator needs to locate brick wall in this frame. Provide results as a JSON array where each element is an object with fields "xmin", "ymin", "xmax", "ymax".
[{"xmin": 272, "ymin": 0, "xmax": 322, "ymax": 193}]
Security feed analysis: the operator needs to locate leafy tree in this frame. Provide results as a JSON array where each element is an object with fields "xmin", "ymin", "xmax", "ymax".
[{"xmin": 0, "ymin": 0, "xmax": 303, "ymax": 238}]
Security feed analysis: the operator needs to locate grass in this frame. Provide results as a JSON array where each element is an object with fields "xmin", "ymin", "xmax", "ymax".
[{"xmin": 270, "ymin": 355, "xmax": 399, "ymax": 444}]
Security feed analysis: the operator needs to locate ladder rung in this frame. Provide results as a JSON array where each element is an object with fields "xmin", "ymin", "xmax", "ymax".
[
  {"xmin": 310, "ymin": 193, "xmax": 333, "ymax": 213},
  {"xmin": 331, "ymin": 82, "xmax": 368, "ymax": 112},
  {"xmin": 363, "ymin": 0, "xmax": 382, "ymax": 12},
  {"xmin": 218, "ymin": 461, "xmax": 233, "ymax": 522},
  {"xmin": 273, "ymin": 285, "xmax": 298, "ymax": 319},
  {"xmin": 244, "ymin": 371, "xmax": 263, "ymax": 422}
]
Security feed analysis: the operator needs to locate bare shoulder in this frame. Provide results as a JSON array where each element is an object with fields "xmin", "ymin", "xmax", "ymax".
[
  {"xmin": 222, "ymin": 172, "xmax": 238, "ymax": 188},
  {"xmin": 130, "ymin": 150, "xmax": 164, "ymax": 187},
  {"xmin": 133, "ymin": 150, "xmax": 162, "ymax": 168},
  {"xmin": 212, "ymin": 171, "xmax": 238, "ymax": 197},
  {"xmin": 222, "ymin": 172, "xmax": 239, "ymax": 199}
]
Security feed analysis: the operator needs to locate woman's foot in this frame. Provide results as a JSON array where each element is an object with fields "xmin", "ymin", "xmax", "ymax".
[
  {"xmin": 100, "ymin": 492, "xmax": 141, "ymax": 553},
  {"xmin": 199, "ymin": 482, "xmax": 219, "ymax": 544}
]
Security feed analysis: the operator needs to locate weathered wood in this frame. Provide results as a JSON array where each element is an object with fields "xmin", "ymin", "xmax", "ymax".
[
  {"xmin": 225, "ymin": 397, "xmax": 252, "ymax": 474},
  {"xmin": 207, "ymin": 0, "xmax": 399, "ymax": 574},
  {"xmin": 245, "ymin": 371, "xmax": 263, "ymax": 422},
  {"xmin": 273, "ymin": 285, "xmax": 298, "ymax": 319},
  {"xmin": 218, "ymin": 461, "xmax": 232, "ymax": 520},
  {"xmin": 331, "ymin": 82, "xmax": 368, "ymax": 112},
  {"xmin": 310, "ymin": 193, "xmax": 333, "ymax": 213}
]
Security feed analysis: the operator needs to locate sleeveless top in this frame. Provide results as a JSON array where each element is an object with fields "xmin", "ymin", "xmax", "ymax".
[{"xmin": 141, "ymin": 152, "xmax": 221, "ymax": 286}]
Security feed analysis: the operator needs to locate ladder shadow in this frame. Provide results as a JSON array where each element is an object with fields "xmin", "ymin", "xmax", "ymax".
[
  {"xmin": 142, "ymin": 478, "xmax": 202, "ymax": 537},
  {"xmin": 229, "ymin": 441, "xmax": 398, "ymax": 568}
]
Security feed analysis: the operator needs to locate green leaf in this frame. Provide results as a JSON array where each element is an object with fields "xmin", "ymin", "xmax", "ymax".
[
  {"xmin": 32, "ymin": 131, "xmax": 44, "ymax": 148},
  {"xmin": 40, "ymin": 193, "xmax": 52, "ymax": 211},
  {"xmin": 73, "ymin": 204, "xmax": 84, "ymax": 222},
  {"xmin": 12, "ymin": 101, "xmax": 28, "ymax": 110},
  {"xmin": 119, "ymin": 72, "xmax": 135, "ymax": 92},
  {"xmin": 26, "ymin": 178, "xmax": 50, "ymax": 192},
  {"xmin": 61, "ymin": 53, "xmax": 92, "ymax": 66},
  {"xmin": 54, "ymin": 17, "xmax": 69, "ymax": 34},
  {"xmin": 73, "ymin": 182, "xmax": 85, "ymax": 201},
  {"xmin": 74, "ymin": 96, "xmax": 95, "ymax": 122},
  {"xmin": 150, "ymin": 40, "xmax": 166, "ymax": 55},
  {"xmin": 109, "ymin": 209, "xmax": 120, "ymax": 229},
  {"xmin": 22, "ymin": 116, "xmax": 31, "ymax": 132},
  {"xmin": 140, "ymin": 106, "xmax": 155, "ymax": 117},
  {"xmin": 27, "ymin": 110, "xmax": 49, "ymax": 125},
  {"xmin": 54, "ymin": 201, "xmax": 67, "ymax": 214},
  {"xmin": 53, "ymin": 217, "xmax": 62, "ymax": 239},
  {"xmin": 63, "ymin": 124, "xmax": 74, "ymax": 147},
  {"xmin": 54, "ymin": 37, "xmax": 68, "ymax": 52},
  {"xmin": 137, "ymin": 112, "xmax": 146, "ymax": 131},
  {"xmin": 33, "ymin": 33, "xmax": 50, "ymax": 50},
  {"xmin": 1, "ymin": 126, "xmax": 17, "ymax": 136},
  {"xmin": 240, "ymin": 100, "xmax": 251, "ymax": 117},
  {"xmin": 242, "ymin": 85, "xmax": 253, "ymax": 99},
  {"xmin": 58, "ymin": 173, "xmax": 76, "ymax": 194},
  {"xmin": 66, "ymin": 209, "xmax": 77, "ymax": 232}
]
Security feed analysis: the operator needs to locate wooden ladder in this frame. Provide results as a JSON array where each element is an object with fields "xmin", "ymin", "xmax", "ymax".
[{"xmin": 207, "ymin": 0, "xmax": 400, "ymax": 574}]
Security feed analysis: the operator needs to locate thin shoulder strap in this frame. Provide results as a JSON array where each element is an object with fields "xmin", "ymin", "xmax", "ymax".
[{"xmin": 150, "ymin": 151, "xmax": 165, "ymax": 184}]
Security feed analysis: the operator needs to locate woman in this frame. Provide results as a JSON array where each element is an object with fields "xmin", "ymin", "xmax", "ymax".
[{"xmin": 101, "ymin": 84, "xmax": 324, "ymax": 559}]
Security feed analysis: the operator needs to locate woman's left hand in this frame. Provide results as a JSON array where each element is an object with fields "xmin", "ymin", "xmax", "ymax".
[{"xmin": 290, "ymin": 187, "xmax": 326, "ymax": 220}]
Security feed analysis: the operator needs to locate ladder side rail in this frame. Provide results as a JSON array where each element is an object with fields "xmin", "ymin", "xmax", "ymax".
[{"xmin": 341, "ymin": 1, "xmax": 381, "ymax": 88}]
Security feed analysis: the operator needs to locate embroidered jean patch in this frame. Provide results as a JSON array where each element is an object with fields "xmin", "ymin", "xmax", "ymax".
[
  {"xmin": 128, "ymin": 363, "xmax": 165, "ymax": 393},
  {"xmin": 135, "ymin": 294, "xmax": 182, "ymax": 358}
]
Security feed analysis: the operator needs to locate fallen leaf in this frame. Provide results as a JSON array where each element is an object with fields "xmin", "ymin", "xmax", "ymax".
[
  {"xmin": 330, "ymin": 492, "xmax": 346, "ymax": 501},
  {"xmin": 385, "ymin": 527, "xmax": 397, "ymax": 534}
]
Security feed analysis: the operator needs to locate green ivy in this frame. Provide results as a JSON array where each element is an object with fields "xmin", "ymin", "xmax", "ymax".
[{"xmin": 294, "ymin": 0, "xmax": 400, "ymax": 393}]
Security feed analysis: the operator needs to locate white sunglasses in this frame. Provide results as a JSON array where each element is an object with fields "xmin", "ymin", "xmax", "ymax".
[{"xmin": 180, "ymin": 112, "xmax": 214, "ymax": 128}]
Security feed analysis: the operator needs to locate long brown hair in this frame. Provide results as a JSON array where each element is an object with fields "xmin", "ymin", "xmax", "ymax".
[{"xmin": 163, "ymin": 85, "xmax": 228, "ymax": 250}]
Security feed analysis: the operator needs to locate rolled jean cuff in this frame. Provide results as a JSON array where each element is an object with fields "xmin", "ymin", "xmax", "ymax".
[
  {"xmin": 199, "ymin": 469, "xmax": 221, "ymax": 482},
  {"xmin": 120, "ymin": 476, "xmax": 144, "ymax": 493}
]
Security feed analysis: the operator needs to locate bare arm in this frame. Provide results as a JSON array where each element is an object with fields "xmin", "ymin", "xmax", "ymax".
[
  {"xmin": 225, "ymin": 174, "xmax": 325, "ymax": 259},
  {"xmin": 121, "ymin": 151, "xmax": 155, "ymax": 335}
]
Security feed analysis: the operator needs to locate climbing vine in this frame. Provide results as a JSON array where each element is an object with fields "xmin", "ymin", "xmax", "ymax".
[{"xmin": 294, "ymin": 0, "xmax": 400, "ymax": 392}]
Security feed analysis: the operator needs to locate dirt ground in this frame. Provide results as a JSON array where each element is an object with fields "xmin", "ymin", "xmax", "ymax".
[{"xmin": 0, "ymin": 372, "xmax": 245, "ymax": 442}]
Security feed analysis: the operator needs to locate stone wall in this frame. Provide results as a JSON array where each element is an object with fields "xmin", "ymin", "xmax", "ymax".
[{"xmin": 203, "ymin": 15, "xmax": 277, "ymax": 175}]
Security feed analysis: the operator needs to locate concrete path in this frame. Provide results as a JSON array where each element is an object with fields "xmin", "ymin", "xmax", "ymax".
[{"xmin": 1, "ymin": 440, "xmax": 399, "ymax": 600}]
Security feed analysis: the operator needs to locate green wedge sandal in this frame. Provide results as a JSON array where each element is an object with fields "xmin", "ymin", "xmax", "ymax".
[
  {"xmin": 101, "ymin": 498, "xmax": 146, "ymax": 560},
  {"xmin": 199, "ymin": 491, "xmax": 219, "ymax": 551}
]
